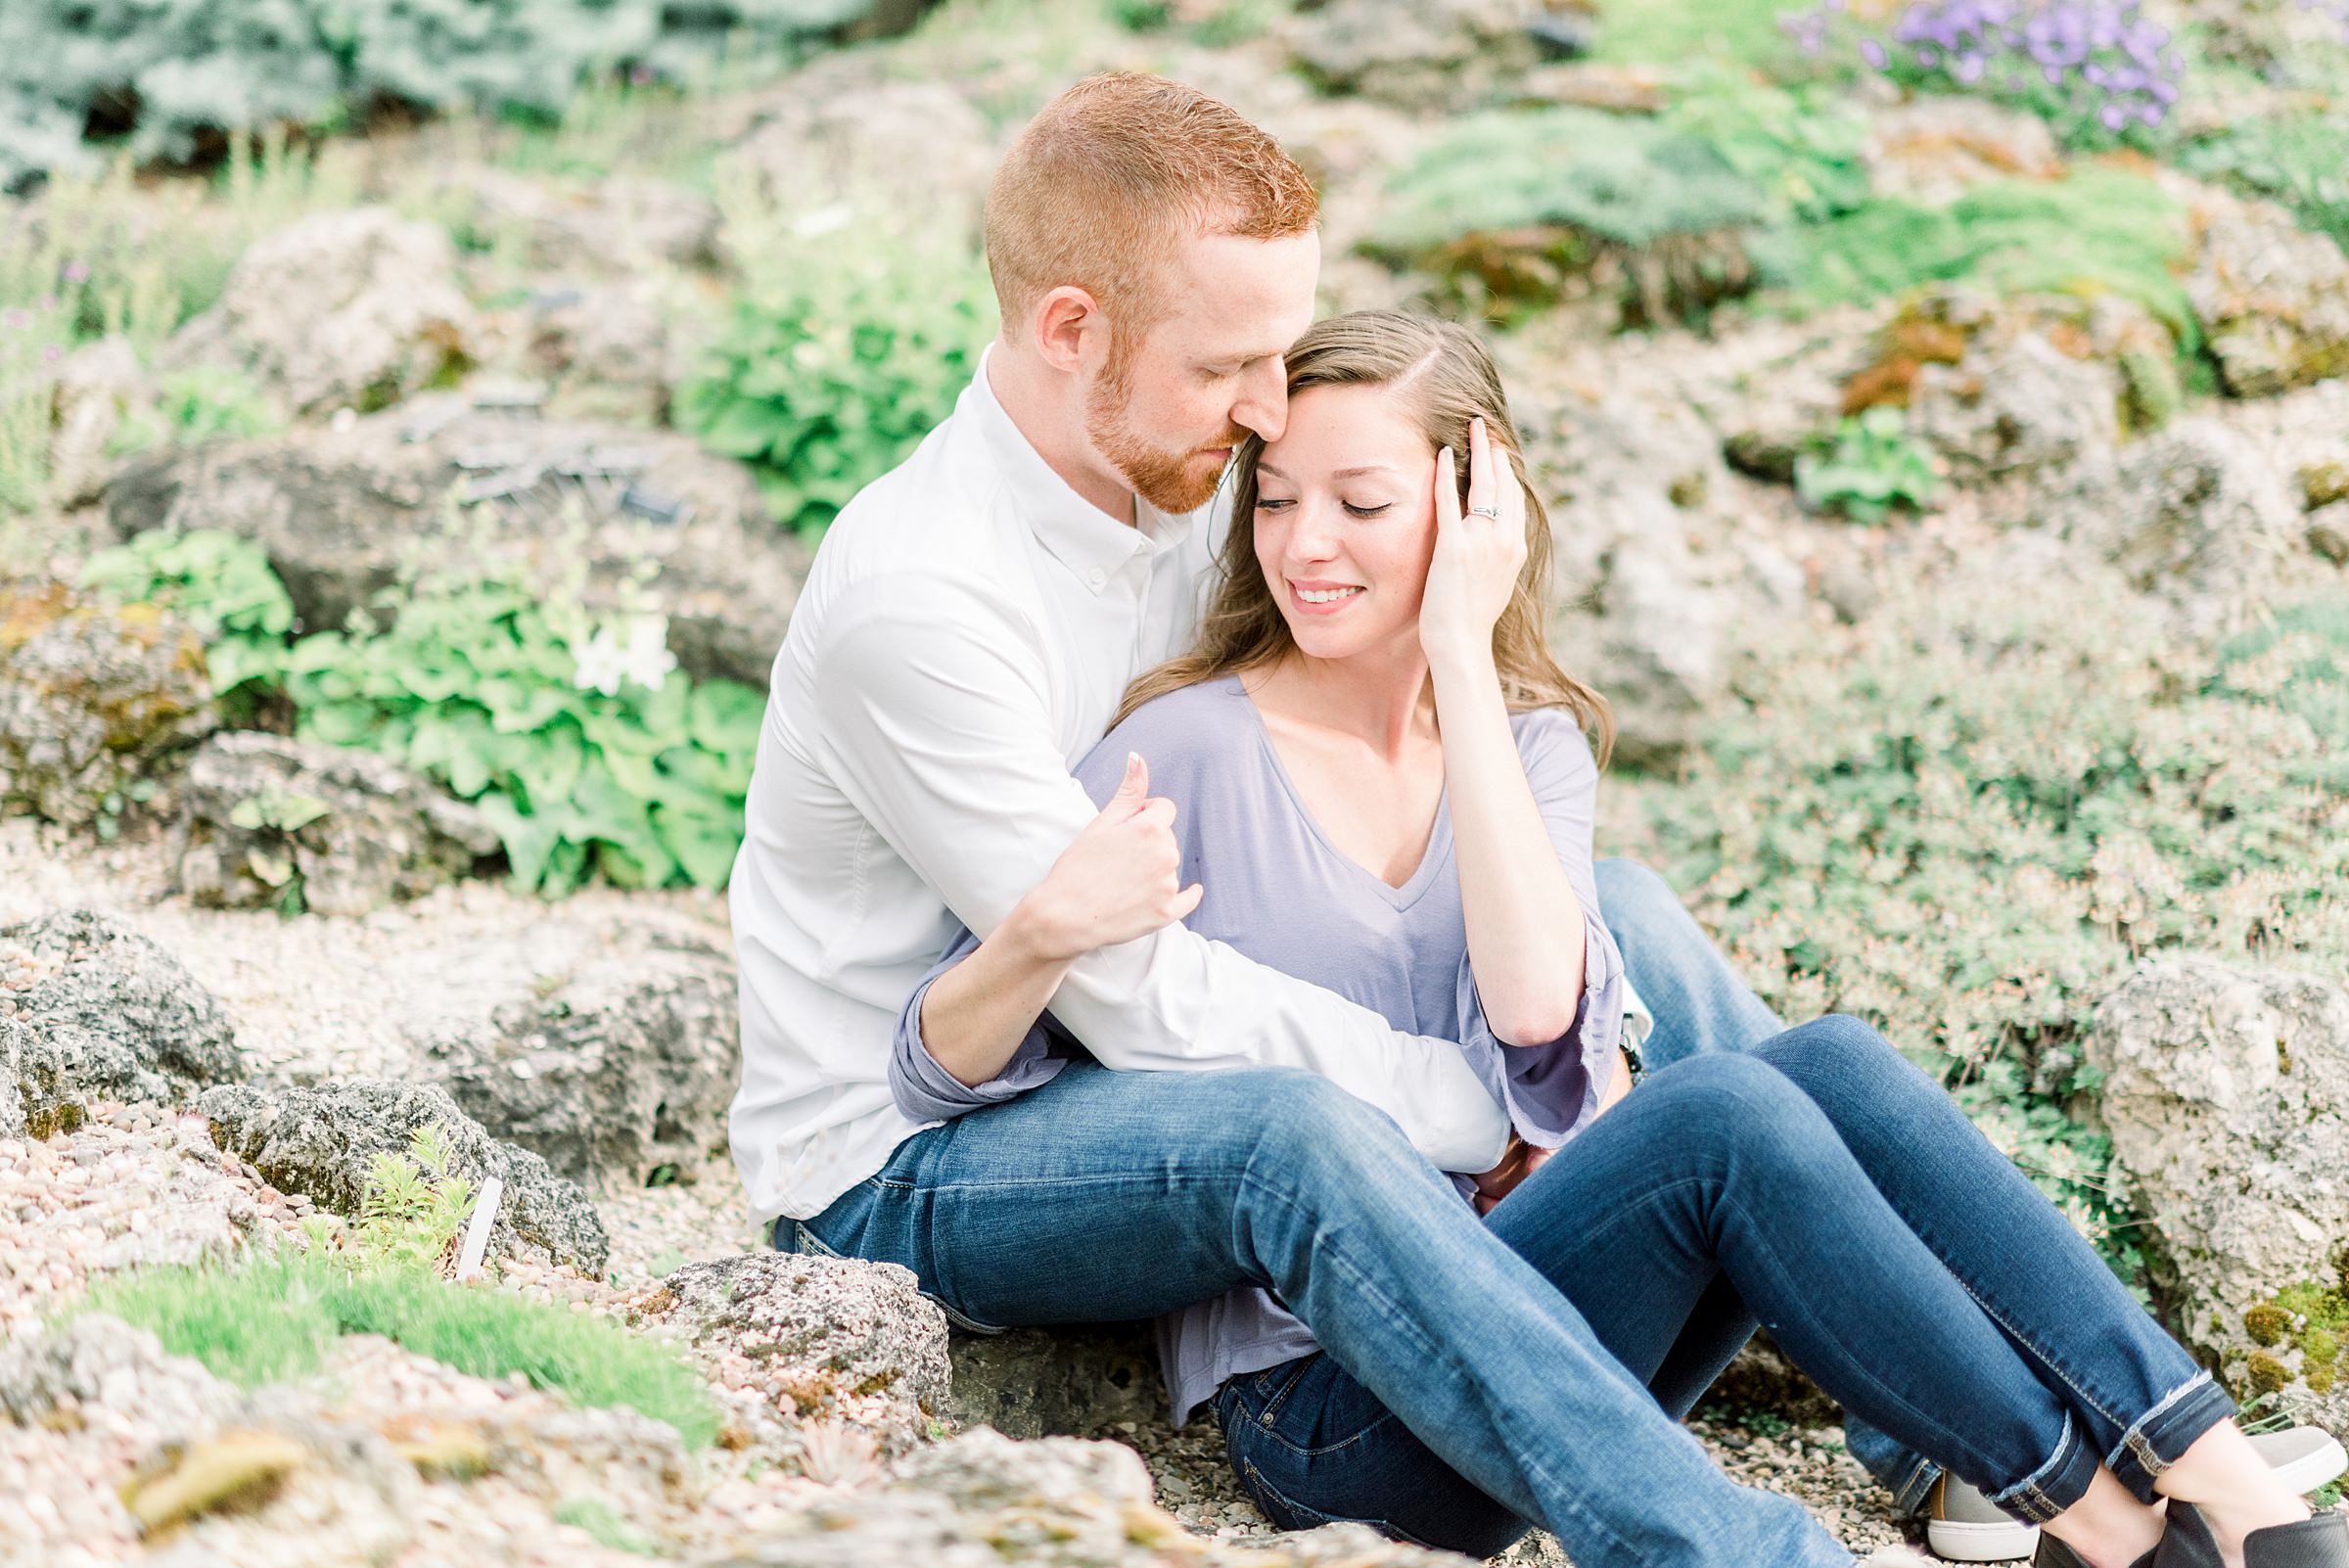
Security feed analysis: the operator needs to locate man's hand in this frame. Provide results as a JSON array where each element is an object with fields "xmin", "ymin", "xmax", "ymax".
[{"xmin": 1005, "ymin": 753, "xmax": 1204, "ymax": 964}]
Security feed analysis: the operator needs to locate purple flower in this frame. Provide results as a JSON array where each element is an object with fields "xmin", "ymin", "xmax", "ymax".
[
  {"xmin": 1, "ymin": 308, "xmax": 25, "ymax": 331},
  {"xmin": 61, "ymin": 260, "xmax": 88, "ymax": 285},
  {"xmin": 1861, "ymin": 36, "xmax": 1890, "ymax": 66},
  {"xmin": 42, "ymin": 345, "xmax": 61, "ymax": 362}
]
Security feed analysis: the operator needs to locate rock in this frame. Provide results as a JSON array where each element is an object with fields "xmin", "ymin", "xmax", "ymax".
[
  {"xmin": 517, "ymin": 276, "xmax": 700, "ymax": 426},
  {"xmin": 632, "ymin": 1253, "xmax": 949, "ymax": 1457},
  {"xmin": 195, "ymin": 1080, "xmax": 610, "ymax": 1273},
  {"xmin": 172, "ymin": 731, "xmax": 499, "ymax": 917},
  {"xmin": 2082, "ymin": 959, "xmax": 2349, "ymax": 1416},
  {"xmin": 437, "ymin": 168, "xmax": 720, "ymax": 274},
  {"xmin": 0, "ymin": 582, "xmax": 214, "ymax": 828},
  {"xmin": 1862, "ymin": 97, "xmax": 2061, "ymax": 207},
  {"xmin": 946, "ymin": 1322, "xmax": 1165, "ymax": 1440},
  {"xmin": 712, "ymin": 1426, "xmax": 1483, "ymax": 1566},
  {"xmin": 2307, "ymin": 461, "xmax": 2349, "ymax": 511},
  {"xmin": 2167, "ymin": 175, "xmax": 2349, "ymax": 398},
  {"xmin": 104, "ymin": 400, "xmax": 810, "ymax": 692},
  {"xmin": 2043, "ymin": 417, "xmax": 2300, "ymax": 623},
  {"xmin": 0, "ymin": 909, "xmax": 246, "ymax": 1129},
  {"xmin": 0, "ymin": 1314, "xmax": 237, "ymax": 1431},
  {"xmin": 1910, "ymin": 330, "xmax": 2121, "ymax": 484},
  {"xmin": 389, "ymin": 909, "xmax": 737, "ymax": 1187},
  {"xmin": 726, "ymin": 80, "xmax": 997, "ymax": 243},
  {"xmin": 1287, "ymin": 0, "xmax": 1548, "ymax": 113},
  {"xmin": 156, "ymin": 208, "xmax": 481, "ymax": 418},
  {"xmin": 48, "ymin": 336, "xmax": 147, "ymax": 506}
]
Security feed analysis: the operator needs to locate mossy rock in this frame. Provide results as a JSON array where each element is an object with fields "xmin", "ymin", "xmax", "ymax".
[{"xmin": 0, "ymin": 580, "xmax": 214, "ymax": 828}]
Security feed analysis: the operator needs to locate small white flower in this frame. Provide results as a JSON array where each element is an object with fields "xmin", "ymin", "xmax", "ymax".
[
  {"xmin": 791, "ymin": 203, "xmax": 854, "ymax": 240},
  {"xmin": 571, "ymin": 614, "xmax": 676, "ymax": 697}
]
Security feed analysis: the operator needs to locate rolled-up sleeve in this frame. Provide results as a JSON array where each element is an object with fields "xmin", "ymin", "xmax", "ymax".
[
  {"xmin": 1452, "ymin": 709, "xmax": 1628, "ymax": 1149},
  {"xmin": 1454, "ymin": 914, "xmax": 1627, "ymax": 1148},
  {"xmin": 887, "ymin": 924, "xmax": 1073, "ymax": 1123}
]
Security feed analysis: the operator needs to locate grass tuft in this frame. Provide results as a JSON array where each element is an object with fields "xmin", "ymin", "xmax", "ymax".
[{"xmin": 77, "ymin": 1254, "xmax": 719, "ymax": 1449}]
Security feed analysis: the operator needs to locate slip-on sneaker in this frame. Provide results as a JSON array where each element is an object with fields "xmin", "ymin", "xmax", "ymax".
[
  {"xmin": 2156, "ymin": 1501, "xmax": 2349, "ymax": 1568},
  {"xmin": 1930, "ymin": 1427, "xmax": 2349, "ymax": 1564}
]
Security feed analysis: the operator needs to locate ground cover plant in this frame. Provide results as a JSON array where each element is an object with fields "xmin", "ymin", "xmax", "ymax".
[
  {"xmin": 1619, "ymin": 577, "xmax": 2349, "ymax": 1282},
  {"xmin": 74, "ymin": 1125, "xmax": 721, "ymax": 1447}
]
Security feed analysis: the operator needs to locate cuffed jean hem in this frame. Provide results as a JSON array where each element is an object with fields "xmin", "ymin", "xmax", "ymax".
[
  {"xmin": 1989, "ymin": 1410, "xmax": 2100, "ymax": 1525},
  {"xmin": 2104, "ymin": 1369, "xmax": 2236, "ymax": 1503}
]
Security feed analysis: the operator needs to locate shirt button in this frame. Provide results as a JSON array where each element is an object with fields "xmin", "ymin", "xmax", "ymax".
[{"xmin": 1085, "ymin": 567, "xmax": 1106, "ymax": 589}]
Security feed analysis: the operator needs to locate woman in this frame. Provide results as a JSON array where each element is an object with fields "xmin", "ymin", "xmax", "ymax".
[{"xmin": 887, "ymin": 311, "xmax": 2335, "ymax": 1568}]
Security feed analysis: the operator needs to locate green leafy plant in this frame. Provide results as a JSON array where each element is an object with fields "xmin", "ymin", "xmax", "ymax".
[
  {"xmin": 677, "ymin": 184, "xmax": 995, "ymax": 538},
  {"xmin": 1760, "ymin": 169, "xmax": 2200, "ymax": 352},
  {"xmin": 1795, "ymin": 406, "xmax": 1942, "ymax": 524},
  {"xmin": 2180, "ymin": 112, "xmax": 2349, "ymax": 269},
  {"xmin": 356, "ymin": 1123, "xmax": 478, "ymax": 1271},
  {"xmin": 79, "ymin": 527, "xmax": 298, "ymax": 697},
  {"xmin": 281, "ymin": 566, "xmax": 763, "ymax": 895},
  {"xmin": 106, "ymin": 363, "xmax": 284, "ymax": 457}
]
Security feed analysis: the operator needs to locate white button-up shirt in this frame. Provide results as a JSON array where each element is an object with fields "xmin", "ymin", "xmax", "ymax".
[{"xmin": 727, "ymin": 346, "xmax": 1512, "ymax": 1232}]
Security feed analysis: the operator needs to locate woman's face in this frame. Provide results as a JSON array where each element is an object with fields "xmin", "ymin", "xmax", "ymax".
[{"xmin": 1251, "ymin": 382, "xmax": 1439, "ymax": 666}]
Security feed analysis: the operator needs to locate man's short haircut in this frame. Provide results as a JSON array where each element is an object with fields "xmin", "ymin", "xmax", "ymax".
[{"xmin": 984, "ymin": 72, "xmax": 1318, "ymax": 351}]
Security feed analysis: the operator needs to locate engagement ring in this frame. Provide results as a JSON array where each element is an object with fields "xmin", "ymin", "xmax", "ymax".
[{"xmin": 1470, "ymin": 503, "xmax": 1500, "ymax": 518}]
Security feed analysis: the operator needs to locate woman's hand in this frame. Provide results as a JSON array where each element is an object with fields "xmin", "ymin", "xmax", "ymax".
[
  {"xmin": 1418, "ymin": 416, "xmax": 1528, "ymax": 673},
  {"xmin": 1471, "ymin": 1135, "xmax": 1553, "ymax": 1216},
  {"xmin": 1004, "ymin": 753, "xmax": 1204, "ymax": 964}
]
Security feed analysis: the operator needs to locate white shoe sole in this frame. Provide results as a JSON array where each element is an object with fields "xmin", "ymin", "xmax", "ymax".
[
  {"xmin": 1925, "ymin": 1515, "xmax": 2041, "ymax": 1563},
  {"xmin": 2272, "ymin": 1431, "xmax": 2349, "ymax": 1497}
]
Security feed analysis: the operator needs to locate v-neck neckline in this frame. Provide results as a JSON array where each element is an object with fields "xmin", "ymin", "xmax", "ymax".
[{"xmin": 1229, "ymin": 674, "xmax": 1452, "ymax": 910}]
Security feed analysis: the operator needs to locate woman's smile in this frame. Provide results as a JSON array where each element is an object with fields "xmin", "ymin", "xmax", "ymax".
[{"xmin": 1290, "ymin": 579, "xmax": 1365, "ymax": 612}]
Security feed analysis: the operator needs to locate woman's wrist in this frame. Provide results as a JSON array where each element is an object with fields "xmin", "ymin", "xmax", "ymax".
[{"xmin": 1425, "ymin": 639, "xmax": 1500, "ymax": 691}]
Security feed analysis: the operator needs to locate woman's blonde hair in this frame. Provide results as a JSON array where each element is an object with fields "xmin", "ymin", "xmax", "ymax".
[{"xmin": 1114, "ymin": 309, "xmax": 1614, "ymax": 763}]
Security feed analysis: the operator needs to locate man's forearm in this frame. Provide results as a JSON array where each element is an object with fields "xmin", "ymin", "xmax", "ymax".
[{"xmin": 917, "ymin": 904, "xmax": 1077, "ymax": 1087}]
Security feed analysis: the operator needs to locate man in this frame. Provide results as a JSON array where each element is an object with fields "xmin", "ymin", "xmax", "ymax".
[{"xmin": 725, "ymin": 70, "xmax": 2110, "ymax": 1568}]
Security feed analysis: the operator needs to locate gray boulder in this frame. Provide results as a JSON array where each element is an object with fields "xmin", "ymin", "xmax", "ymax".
[
  {"xmin": 104, "ymin": 398, "xmax": 810, "ymax": 692},
  {"xmin": 0, "ymin": 582, "xmax": 214, "ymax": 829},
  {"xmin": 0, "ymin": 909, "xmax": 245, "ymax": 1132},
  {"xmin": 1911, "ymin": 329, "xmax": 2122, "ymax": 484},
  {"xmin": 173, "ymin": 731, "xmax": 499, "ymax": 917},
  {"xmin": 1288, "ymin": 0, "xmax": 1552, "ymax": 113},
  {"xmin": 2168, "ymin": 175, "xmax": 2349, "ymax": 399},
  {"xmin": 435, "ymin": 167, "xmax": 720, "ymax": 274},
  {"xmin": 155, "ymin": 207, "xmax": 482, "ymax": 417},
  {"xmin": 724, "ymin": 79, "xmax": 997, "ymax": 246},
  {"xmin": 196, "ymin": 1079, "xmax": 610, "ymax": 1273},
  {"xmin": 2044, "ymin": 417, "xmax": 2299, "ymax": 625},
  {"xmin": 2083, "ymin": 958, "xmax": 2349, "ymax": 1421},
  {"xmin": 634, "ymin": 1253, "xmax": 949, "ymax": 1459},
  {"xmin": 945, "ymin": 1322, "xmax": 1166, "ymax": 1440},
  {"xmin": 394, "ymin": 909, "xmax": 739, "ymax": 1188}
]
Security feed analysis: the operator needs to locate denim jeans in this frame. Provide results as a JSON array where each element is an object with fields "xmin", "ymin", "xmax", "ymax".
[
  {"xmin": 1215, "ymin": 1012, "xmax": 2233, "ymax": 1554},
  {"xmin": 1592, "ymin": 857, "xmax": 1943, "ymax": 1512},
  {"xmin": 787, "ymin": 1055, "xmax": 1858, "ymax": 1568}
]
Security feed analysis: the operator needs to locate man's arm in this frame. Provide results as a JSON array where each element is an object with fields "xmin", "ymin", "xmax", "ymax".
[{"xmin": 807, "ymin": 579, "xmax": 1509, "ymax": 1172}]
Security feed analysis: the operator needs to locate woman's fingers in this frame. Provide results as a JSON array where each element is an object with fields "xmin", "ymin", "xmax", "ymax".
[{"xmin": 1434, "ymin": 444, "xmax": 1460, "ymax": 531}]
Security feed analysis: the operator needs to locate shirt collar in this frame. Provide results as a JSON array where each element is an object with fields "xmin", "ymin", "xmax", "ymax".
[{"xmin": 969, "ymin": 343, "xmax": 1200, "ymax": 590}]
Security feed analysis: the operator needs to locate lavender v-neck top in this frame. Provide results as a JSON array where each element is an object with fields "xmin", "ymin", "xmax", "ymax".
[{"xmin": 888, "ymin": 673, "xmax": 1630, "ymax": 1427}]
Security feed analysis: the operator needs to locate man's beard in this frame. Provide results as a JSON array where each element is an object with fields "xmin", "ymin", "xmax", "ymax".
[{"xmin": 1085, "ymin": 353, "xmax": 1244, "ymax": 515}]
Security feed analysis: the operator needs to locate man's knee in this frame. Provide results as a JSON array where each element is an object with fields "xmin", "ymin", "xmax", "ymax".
[
  {"xmin": 1640, "ymin": 1052, "xmax": 1832, "ymax": 1157},
  {"xmin": 1757, "ymin": 1012, "xmax": 1900, "ymax": 1079},
  {"xmin": 1593, "ymin": 857, "xmax": 1681, "ymax": 935}
]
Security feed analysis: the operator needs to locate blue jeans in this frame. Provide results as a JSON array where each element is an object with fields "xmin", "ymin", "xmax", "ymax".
[
  {"xmin": 789, "ymin": 1060, "xmax": 1859, "ymax": 1568},
  {"xmin": 1214, "ymin": 1014, "xmax": 2231, "ymax": 1554},
  {"xmin": 1592, "ymin": 857, "xmax": 1938, "ymax": 1511}
]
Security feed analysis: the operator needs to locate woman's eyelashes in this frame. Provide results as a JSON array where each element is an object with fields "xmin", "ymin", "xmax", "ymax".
[{"xmin": 1253, "ymin": 496, "xmax": 1393, "ymax": 518}]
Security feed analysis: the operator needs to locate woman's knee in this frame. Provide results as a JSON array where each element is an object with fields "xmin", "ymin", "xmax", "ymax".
[
  {"xmin": 1755, "ymin": 1013, "xmax": 1911, "ymax": 1091},
  {"xmin": 1637, "ymin": 1051, "xmax": 1835, "ymax": 1156}
]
